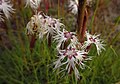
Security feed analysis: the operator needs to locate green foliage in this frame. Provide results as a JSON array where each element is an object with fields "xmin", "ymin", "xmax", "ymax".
[
  {"xmin": 0, "ymin": 27, "xmax": 120, "ymax": 84},
  {"xmin": 0, "ymin": 0, "xmax": 120, "ymax": 84}
]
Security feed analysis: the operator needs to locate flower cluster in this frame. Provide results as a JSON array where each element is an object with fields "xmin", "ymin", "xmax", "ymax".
[
  {"xmin": 26, "ymin": 13, "xmax": 105, "ymax": 80},
  {"xmin": 0, "ymin": 0, "xmax": 105, "ymax": 81},
  {"xmin": 25, "ymin": 0, "xmax": 105, "ymax": 80},
  {"xmin": 26, "ymin": 12, "xmax": 65, "ymax": 39},
  {"xmin": 0, "ymin": 0, "xmax": 15, "ymax": 21},
  {"xmin": 53, "ymin": 30, "xmax": 104, "ymax": 80}
]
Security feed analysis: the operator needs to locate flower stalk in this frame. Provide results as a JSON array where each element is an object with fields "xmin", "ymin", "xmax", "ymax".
[
  {"xmin": 80, "ymin": 8, "xmax": 88, "ymax": 42},
  {"xmin": 77, "ymin": 0, "xmax": 87, "ymax": 42}
]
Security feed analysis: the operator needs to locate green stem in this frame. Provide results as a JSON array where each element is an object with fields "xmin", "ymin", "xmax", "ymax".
[
  {"xmin": 30, "ymin": 54, "xmax": 39, "ymax": 84},
  {"xmin": 90, "ymin": 0, "xmax": 99, "ymax": 34}
]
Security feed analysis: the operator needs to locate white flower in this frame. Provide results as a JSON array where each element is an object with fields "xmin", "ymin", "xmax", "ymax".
[
  {"xmin": 26, "ymin": 13, "xmax": 46, "ymax": 39},
  {"xmin": 0, "ymin": 0, "xmax": 15, "ymax": 19},
  {"xmin": 68, "ymin": 0, "xmax": 78, "ymax": 15},
  {"xmin": 82, "ymin": 32, "xmax": 105, "ymax": 55},
  {"xmin": 53, "ymin": 29, "xmax": 78, "ymax": 49},
  {"xmin": 25, "ymin": 0, "xmax": 41, "ymax": 10},
  {"xmin": 68, "ymin": 0, "xmax": 93, "ymax": 15},
  {"xmin": 54, "ymin": 47, "xmax": 91, "ymax": 79},
  {"xmin": 26, "ymin": 13, "xmax": 65, "ymax": 40},
  {"xmin": 42, "ymin": 15, "xmax": 65, "ymax": 40}
]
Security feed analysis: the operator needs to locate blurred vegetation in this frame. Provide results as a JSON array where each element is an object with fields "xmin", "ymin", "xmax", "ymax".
[{"xmin": 0, "ymin": 0, "xmax": 120, "ymax": 84}]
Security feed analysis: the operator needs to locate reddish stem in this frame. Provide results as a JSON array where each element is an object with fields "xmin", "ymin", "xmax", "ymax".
[
  {"xmin": 80, "ymin": 8, "xmax": 88, "ymax": 42},
  {"xmin": 48, "ymin": 34, "xmax": 51, "ymax": 47},
  {"xmin": 44, "ymin": 0, "xmax": 49, "ymax": 13},
  {"xmin": 30, "ymin": 35, "xmax": 36, "ymax": 52},
  {"xmin": 77, "ymin": 0, "xmax": 87, "ymax": 42}
]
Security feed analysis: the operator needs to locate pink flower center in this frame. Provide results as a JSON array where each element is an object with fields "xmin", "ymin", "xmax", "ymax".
[
  {"xmin": 64, "ymin": 48, "xmax": 77, "ymax": 59},
  {"xmin": 64, "ymin": 32, "xmax": 73, "ymax": 40},
  {"xmin": 89, "ymin": 37, "xmax": 96, "ymax": 42}
]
